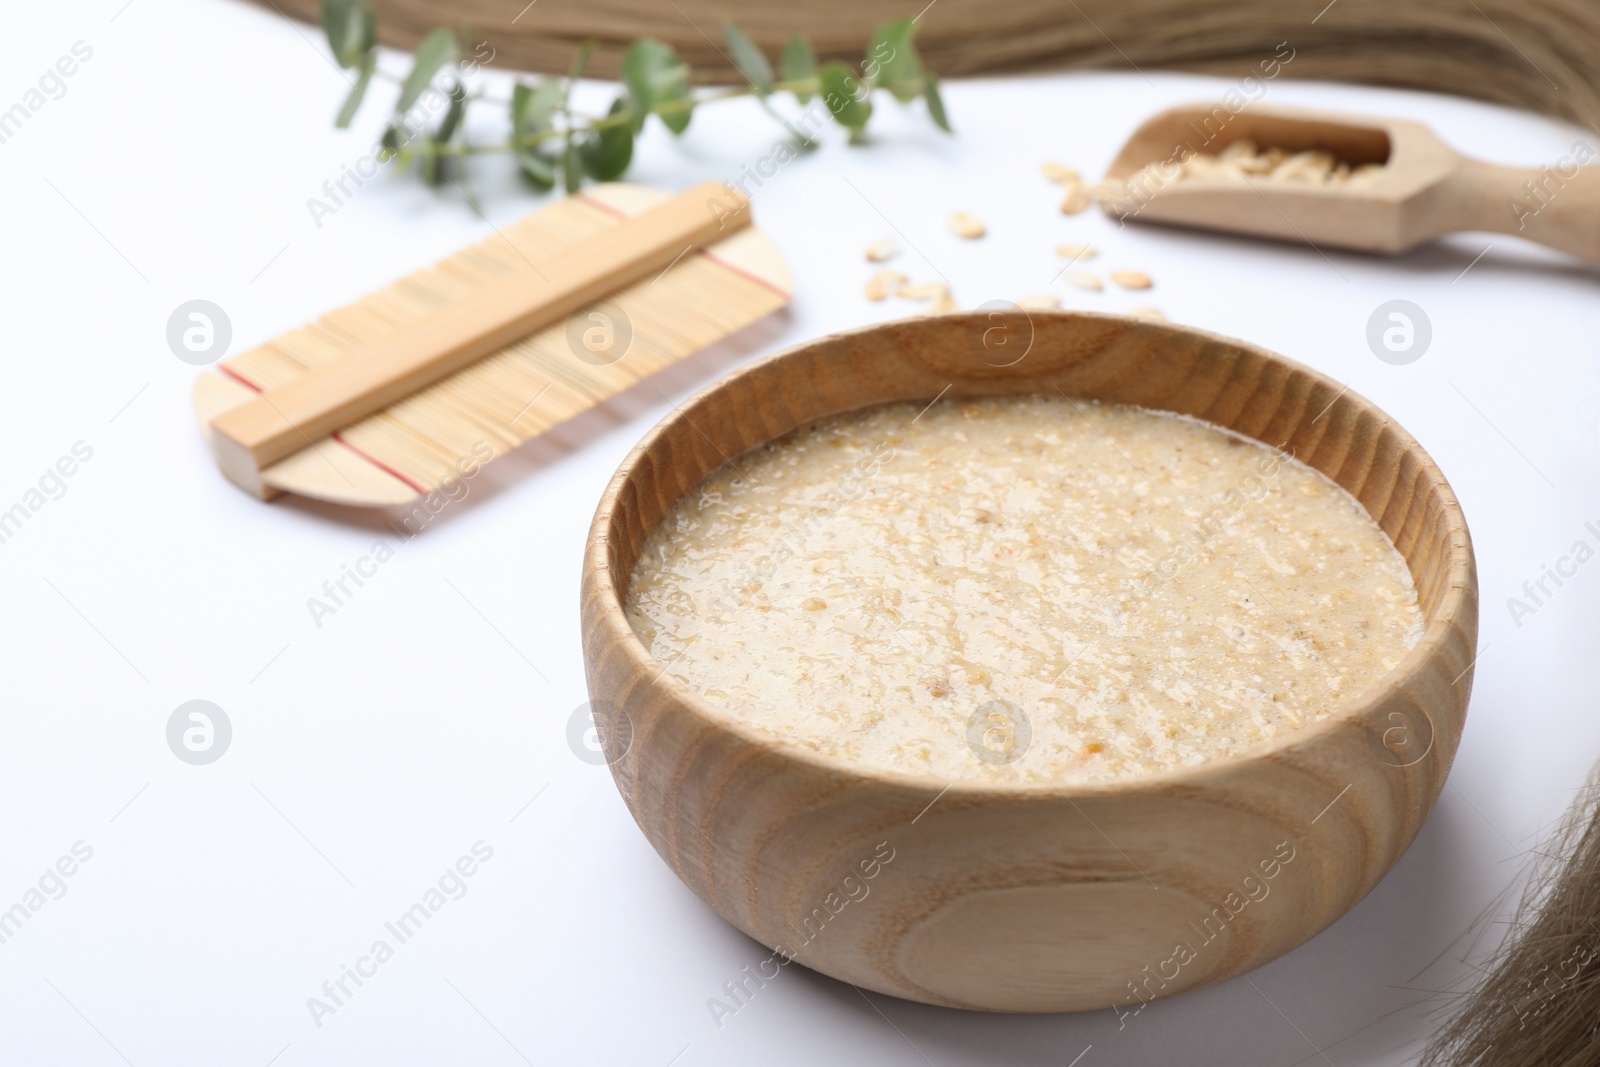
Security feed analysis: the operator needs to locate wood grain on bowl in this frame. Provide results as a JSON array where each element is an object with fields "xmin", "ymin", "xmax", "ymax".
[{"xmin": 581, "ymin": 312, "xmax": 1477, "ymax": 1012}]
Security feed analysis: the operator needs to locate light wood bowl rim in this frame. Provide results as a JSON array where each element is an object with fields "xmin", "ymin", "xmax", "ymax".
[{"xmin": 584, "ymin": 310, "xmax": 1474, "ymax": 801}]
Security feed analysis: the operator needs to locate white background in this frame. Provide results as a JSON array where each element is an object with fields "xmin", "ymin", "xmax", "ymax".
[{"xmin": 3, "ymin": 1, "xmax": 1599, "ymax": 1064}]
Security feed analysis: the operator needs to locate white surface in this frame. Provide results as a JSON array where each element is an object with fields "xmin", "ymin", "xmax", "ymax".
[{"xmin": 3, "ymin": 2, "xmax": 1599, "ymax": 1064}]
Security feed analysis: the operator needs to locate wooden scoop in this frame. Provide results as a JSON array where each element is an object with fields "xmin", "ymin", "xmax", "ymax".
[{"xmin": 1101, "ymin": 103, "xmax": 1600, "ymax": 260}]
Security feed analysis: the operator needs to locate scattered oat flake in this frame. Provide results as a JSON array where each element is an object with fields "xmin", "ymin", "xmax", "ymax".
[
  {"xmin": 865, "ymin": 237, "xmax": 900, "ymax": 262},
  {"xmin": 929, "ymin": 293, "xmax": 960, "ymax": 314},
  {"xmin": 1064, "ymin": 271, "xmax": 1103, "ymax": 292},
  {"xmin": 947, "ymin": 212, "xmax": 986, "ymax": 239},
  {"xmin": 1041, "ymin": 162, "xmax": 1081, "ymax": 184},
  {"xmin": 1110, "ymin": 270, "xmax": 1153, "ymax": 290},
  {"xmin": 1059, "ymin": 184, "xmax": 1092, "ymax": 214},
  {"xmin": 1015, "ymin": 293, "xmax": 1061, "ymax": 310},
  {"xmin": 863, "ymin": 269, "xmax": 908, "ymax": 301},
  {"xmin": 1129, "ymin": 306, "xmax": 1166, "ymax": 320},
  {"xmin": 1138, "ymin": 140, "xmax": 1388, "ymax": 189},
  {"xmin": 1055, "ymin": 243, "xmax": 1097, "ymax": 261},
  {"xmin": 898, "ymin": 281, "xmax": 950, "ymax": 301}
]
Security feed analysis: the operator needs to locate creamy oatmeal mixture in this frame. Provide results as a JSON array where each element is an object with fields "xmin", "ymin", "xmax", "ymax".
[{"xmin": 626, "ymin": 396, "xmax": 1424, "ymax": 784}]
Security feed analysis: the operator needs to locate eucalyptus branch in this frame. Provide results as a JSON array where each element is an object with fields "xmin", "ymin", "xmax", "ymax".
[{"xmin": 318, "ymin": 0, "xmax": 951, "ymax": 196}]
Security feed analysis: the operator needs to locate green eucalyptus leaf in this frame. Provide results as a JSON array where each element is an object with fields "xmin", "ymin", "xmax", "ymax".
[
  {"xmin": 623, "ymin": 38, "xmax": 692, "ymax": 134},
  {"xmin": 721, "ymin": 22, "xmax": 773, "ymax": 95},
  {"xmin": 529, "ymin": 79, "xmax": 563, "ymax": 122},
  {"xmin": 663, "ymin": 97, "xmax": 694, "ymax": 135},
  {"xmin": 780, "ymin": 36, "xmax": 817, "ymax": 102},
  {"xmin": 512, "ymin": 78, "xmax": 562, "ymax": 148},
  {"xmin": 379, "ymin": 122, "xmax": 406, "ymax": 161},
  {"xmin": 517, "ymin": 149, "xmax": 556, "ymax": 190},
  {"xmin": 923, "ymin": 74, "xmax": 952, "ymax": 132},
  {"xmin": 866, "ymin": 18, "xmax": 923, "ymax": 103},
  {"xmin": 568, "ymin": 39, "xmax": 597, "ymax": 81},
  {"xmin": 580, "ymin": 98, "xmax": 634, "ymax": 180},
  {"xmin": 321, "ymin": 0, "xmax": 353, "ymax": 62},
  {"xmin": 396, "ymin": 28, "xmax": 458, "ymax": 115},
  {"xmin": 334, "ymin": 49, "xmax": 376, "ymax": 128},
  {"xmin": 512, "ymin": 82, "xmax": 531, "ymax": 130},
  {"xmin": 420, "ymin": 81, "xmax": 466, "ymax": 186},
  {"xmin": 435, "ymin": 81, "xmax": 467, "ymax": 144},
  {"xmin": 421, "ymin": 87, "xmax": 463, "ymax": 186},
  {"xmin": 322, "ymin": 0, "xmax": 375, "ymax": 68},
  {"xmin": 819, "ymin": 61, "xmax": 870, "ymax": 131},
  {"xmin": 561, "ymin": 138, "xmax": 583, "ymax": 193}
]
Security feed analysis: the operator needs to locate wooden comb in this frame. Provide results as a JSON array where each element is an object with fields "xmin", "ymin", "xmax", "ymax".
[
  {"xmin": 192, "ymin": 181, "xmax": 791, "ymax": 506},
  {"xmin": 1102, "ymin": 103, "xmax": 1600, "ymax": 260}
]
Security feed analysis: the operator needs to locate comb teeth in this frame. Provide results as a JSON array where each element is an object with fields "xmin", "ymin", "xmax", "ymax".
[{"xmin": 192, "ymin": 183, "xmax": 792, "ymax": 507}]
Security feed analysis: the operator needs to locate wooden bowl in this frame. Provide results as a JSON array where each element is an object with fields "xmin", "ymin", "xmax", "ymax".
[{"xmin": 580, "ymin": 312, "xmax": 1477, "ymax": 1012}]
